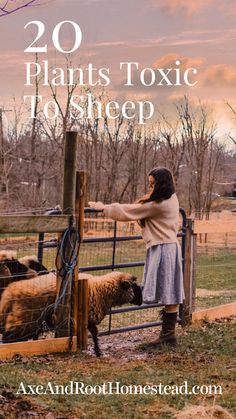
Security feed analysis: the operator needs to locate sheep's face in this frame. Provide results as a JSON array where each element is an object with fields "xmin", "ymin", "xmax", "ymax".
[
  {"xmin": 0, "ymin": 263, "xmax": 11, "ymax": 277},
  {"xmin": 114, "ymin": 272, "xmax": 138, "ymax": 306},
  {"xmin": 19, "ymin": 256, "xmax": 48, "ymax": 275},
  {"xmin": 119, "ymin": 274, "xmax": 143, "ymax": 306},
  {"xmin": 130, "ymin": 282, "xmax": 143, "ymax": 306},
  {"xmin": 117, "ymin": 280, "xmax": 134, "ymax": 305},
  {"xmin": 0, "ymin": 263, "xmax": 11, "ymax": 297},
  {"xmin": 2, "ymin": 259, "xmax": 37, "ymax": 280}
]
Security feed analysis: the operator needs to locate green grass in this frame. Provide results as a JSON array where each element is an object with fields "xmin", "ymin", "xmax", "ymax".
[
  {"xmin": 2, "ymin": 234, "xmax": 235, "ymax": 291},
  {"xmin": 0, "ymin": 237, "xmax": 235, "ymax": 416},
  {"xmin": 0, "ymin": 320, "xmax": 235, "ymax": 418},
  {"xmin": 196, "ymin": 251, "xmax": 236, "ymax": 291},
  {"xmin": 195, "ymin": 249, "xmax": 236, "ymax": 309},
  {"xmin": 1, "ymin": 236, "xmax": 235, "ymax": 314},
  {"xmin": 80, "ymin": 245, "xmax": 236, "ymax": 311}
]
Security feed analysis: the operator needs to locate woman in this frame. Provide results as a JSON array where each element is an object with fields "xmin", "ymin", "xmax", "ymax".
[{"xmin": 89, "ymin": 167, "xmax": 184, "ymax": 346}]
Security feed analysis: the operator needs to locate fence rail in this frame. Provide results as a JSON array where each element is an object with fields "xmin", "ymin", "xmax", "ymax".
[
  {"xmin": 0, "ymin": 131, "xmax": 196, "ymax": 360},
  {"xmin": 38, "ymin": 207, "xmax": 189, "ymax": 335},
  {"xmin": 0, "ymin": 215, "xmax": 70, "ymax": 233},
  {"xmin": 0, "ymin": 132, "xmax": 88, "ymax": 359}
]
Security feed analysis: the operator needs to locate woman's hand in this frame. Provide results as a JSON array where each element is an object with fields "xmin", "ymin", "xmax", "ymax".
[{"xmin": 88, "ymin": 201, "xmax": 105, "ymax": 211}]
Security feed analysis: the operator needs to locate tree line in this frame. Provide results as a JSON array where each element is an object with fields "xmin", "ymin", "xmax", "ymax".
[{"xmin": 0, "ymin": 93, "xmax": 235, "ymax": 219}]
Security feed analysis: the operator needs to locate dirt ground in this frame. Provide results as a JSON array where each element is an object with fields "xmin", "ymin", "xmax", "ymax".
[
  {"xmin": 196, "ymin": 289, "xmax": 233, "ymax": 298},
  {"xmin": 1, "ymin": 393, "xmax": 233, "ymax": 419},
  {"xmin": 194, "ymin": 211, "xmax": 236, "ymax": 250},
  {"xmin": 0, "ymin": 316, "xmax": 235, "ymax": 419},
  {"xmin": 0, "ymin": 209, "xmax": 235, "ymax": 418}
]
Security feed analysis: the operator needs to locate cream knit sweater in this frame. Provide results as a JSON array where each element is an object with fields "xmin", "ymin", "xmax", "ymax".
[{"xmin": 103, "ymin": 193, "xmax": 179, "ymax": 249}]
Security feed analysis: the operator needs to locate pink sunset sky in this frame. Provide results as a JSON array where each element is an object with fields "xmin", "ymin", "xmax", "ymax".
[{"xmin": 1, "ymin": 0, "xmax": 236, "ymax": 141}]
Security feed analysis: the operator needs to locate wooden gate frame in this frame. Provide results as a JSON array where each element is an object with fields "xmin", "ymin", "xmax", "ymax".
[
  {"xmin": 182, "ymin": 218, "xmax": 197, "ymax": 324},
  {"xmin": 0, "ymin": 132, "xmax": 88, "ymax": 360}
]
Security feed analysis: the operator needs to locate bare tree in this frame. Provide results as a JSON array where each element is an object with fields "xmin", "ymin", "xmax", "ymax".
[
  {"xmin": 177, "ymin": 97, "xmax": 222, "ymax": 218},
  {"xmin": 3, "ymin": 91, "xmax": 234, "ymax": 214},
  {"xmin": 102, "ymin": 114, "xmax": 129, "ymax": 202},
  {"xmin": 154, "ymin": 111, "xmax": 186, "ymax": 185},
  {"xmin": 226, "ymin": 102, "xmax": 236, "ymax": 147},
  {"xmin": 0, "ymin": 0, "xmax": 42, "ymax": 16}
]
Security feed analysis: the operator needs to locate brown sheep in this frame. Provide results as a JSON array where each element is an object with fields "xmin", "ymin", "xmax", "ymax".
[
  {"xmin": 0, "ymin": 271, "xmax": 142, "ymax": 356},
  {"xmin": 0, "ymin": 251, "xmax": 38, "ymax": 299},
  {"xmin": 0, "ymin": 263, "xmax": 11, "ymax": 298},
  {"xmin": 18, "ymin": 255, "xmax": 48, "ymax": 275}
]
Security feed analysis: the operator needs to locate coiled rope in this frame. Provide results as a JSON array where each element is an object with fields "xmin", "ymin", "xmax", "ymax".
[{"xmin": 53, "ymin": 222, "xmax": 81, "ymax": 344}]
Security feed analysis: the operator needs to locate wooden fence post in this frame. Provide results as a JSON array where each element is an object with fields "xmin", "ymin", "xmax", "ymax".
[
  {"xmin": 191, "ymin": 232, "xmax": 197, "ymax": 313},
  {"xmin": 74, "ymin": 171, "xmax": 88, "ymax": 351},
  {"xmin": 182, "ymin": 218, "xmax": 197, "ymax": 324},
  {"xmin": 62, "ymin": 132, "xmax": 77, "ymax": 216},
  {"xmin": 54, "ymin": 132, "xmax": 77, "ymax": 338}
]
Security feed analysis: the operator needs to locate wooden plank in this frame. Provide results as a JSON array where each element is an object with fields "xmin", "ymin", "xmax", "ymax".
[
  {"xmin": 72, "ymin": 172, "xmax": 80, "ymax": 348},
  {"xmin": 75, "ymin": 171, "xmax": 88, "ymax": 351},
  {"xmin": 62, "ymin": 131, "xmax": 78, "ymax": 215},
  {"xmin": 78, "ymin": 172, "xmax": 88, "ymax": 350},
  {"xmin": 0, "ymin": 337, "xmax": 77, "ymax": 360},
  {"xmin": 182, "ymin": 218, "xmax": 195, "ymax": 324},
  {"xmin": 0, "ymin": 215, "xmax": 70, "ymax": 234},
  {"xmin": 192, "ymin": 302, "xmax": 236, "ymax": 322},
  {"xmin": 55, "ymin": 132, "xmax": 77, "ymax": 338},
  {"xmin": 77, "ymin": 171, "xmax": 86, "ymax": 242},
  {"xmin": 78, "ymin": 277, "xmax": 88, "ymax": 350},
  {"xmin": 191, "ymin": 234, "xmax": 197, "ymax": 313},
  {"xmin": 194, "ymin": 220, "xmax": 236, "ymax": 234}
]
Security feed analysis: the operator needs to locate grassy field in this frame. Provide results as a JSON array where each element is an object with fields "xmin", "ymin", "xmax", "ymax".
[
  {"xmin": 195, "ymin": 250, "xmax": 236, "ymax": 309},
  {"xmin": 0, "ymin": 319, "xmax": 235, "ymax": 418},
  {"xmin": 196, "ymin": 251, "xmax": 236, "ymax": 291},
  {"xmin": 56, "ymin": 240, "xmax": 236, "ymax": 311},
  {"xmin": 0, "ymin": 230, "xmax": 235, "ymax": 417},
  {"xmin": 1, "ymin": 236, "xmax": 235, "ymax": 336},
  {"xmin": 1, "ymin": 235, "xmax": 235, "ymax": 315},
  {"xmin": 37, "ymin": 239, "xmax": 236, "ymax": 328}
]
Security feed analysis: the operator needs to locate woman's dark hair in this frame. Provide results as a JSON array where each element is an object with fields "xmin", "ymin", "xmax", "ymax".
[{"xmin": 138, "ymin": 167, "xmax": 175, "ymax": 204}]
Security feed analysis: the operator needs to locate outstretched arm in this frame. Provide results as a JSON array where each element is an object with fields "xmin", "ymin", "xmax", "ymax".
[
  {"xmin": 89, "ymin": 201, "xmax": 158, "ymax": 222},
  {"xmin": 88, "ymin": 201, "xmax": 105, "ymax": 211}
]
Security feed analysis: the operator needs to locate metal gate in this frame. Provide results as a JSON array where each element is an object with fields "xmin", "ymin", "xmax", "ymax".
[{"xmin": 38, "ymin": 208, "xmax": 187, "ymax": 336}]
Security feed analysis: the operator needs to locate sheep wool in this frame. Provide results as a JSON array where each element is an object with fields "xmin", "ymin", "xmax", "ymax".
[
  {"xmin": 0, "ymin": 251, "xmax": 17, "ymax": 261},
  {"xmin": 18, "ymin": 255, "xmax": 48, "ymax": 275},
  {"xmin": 0, "ymin": 271, "xmax": 139, "ymax": 356},
  {"xmin": 0, "ymin": 272, "xmax": 56, "ymax": 340},
  {"xmin": 0, "ymin": 264, "xmax": 11, "ymax": 298},
  {"xmin": 83, "ymin": 272, "xmax": 135, "ymax": 324},
  {"xmin": 0, "ymin": 252, "xmax": 38, "ymax": 299}
]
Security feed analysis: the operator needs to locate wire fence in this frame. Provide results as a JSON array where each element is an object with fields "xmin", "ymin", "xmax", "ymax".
[
  {"xmin": 0, "ymin": 207, "xmax": 187, "ymax": 344},
  {"xmin": 67, "ymin": 207, "xmax": 187, "ymax": 335},
  {"xmin": 195, "ymin": 231, "xmax": 236, "ymax": 310},
  {"xmin": 2, "ymin": 212, "xmax": 235, "ymax": 351},
  {"xmin": 0, "ymin": 234, "xmax": 59, "ymax": 343}
]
